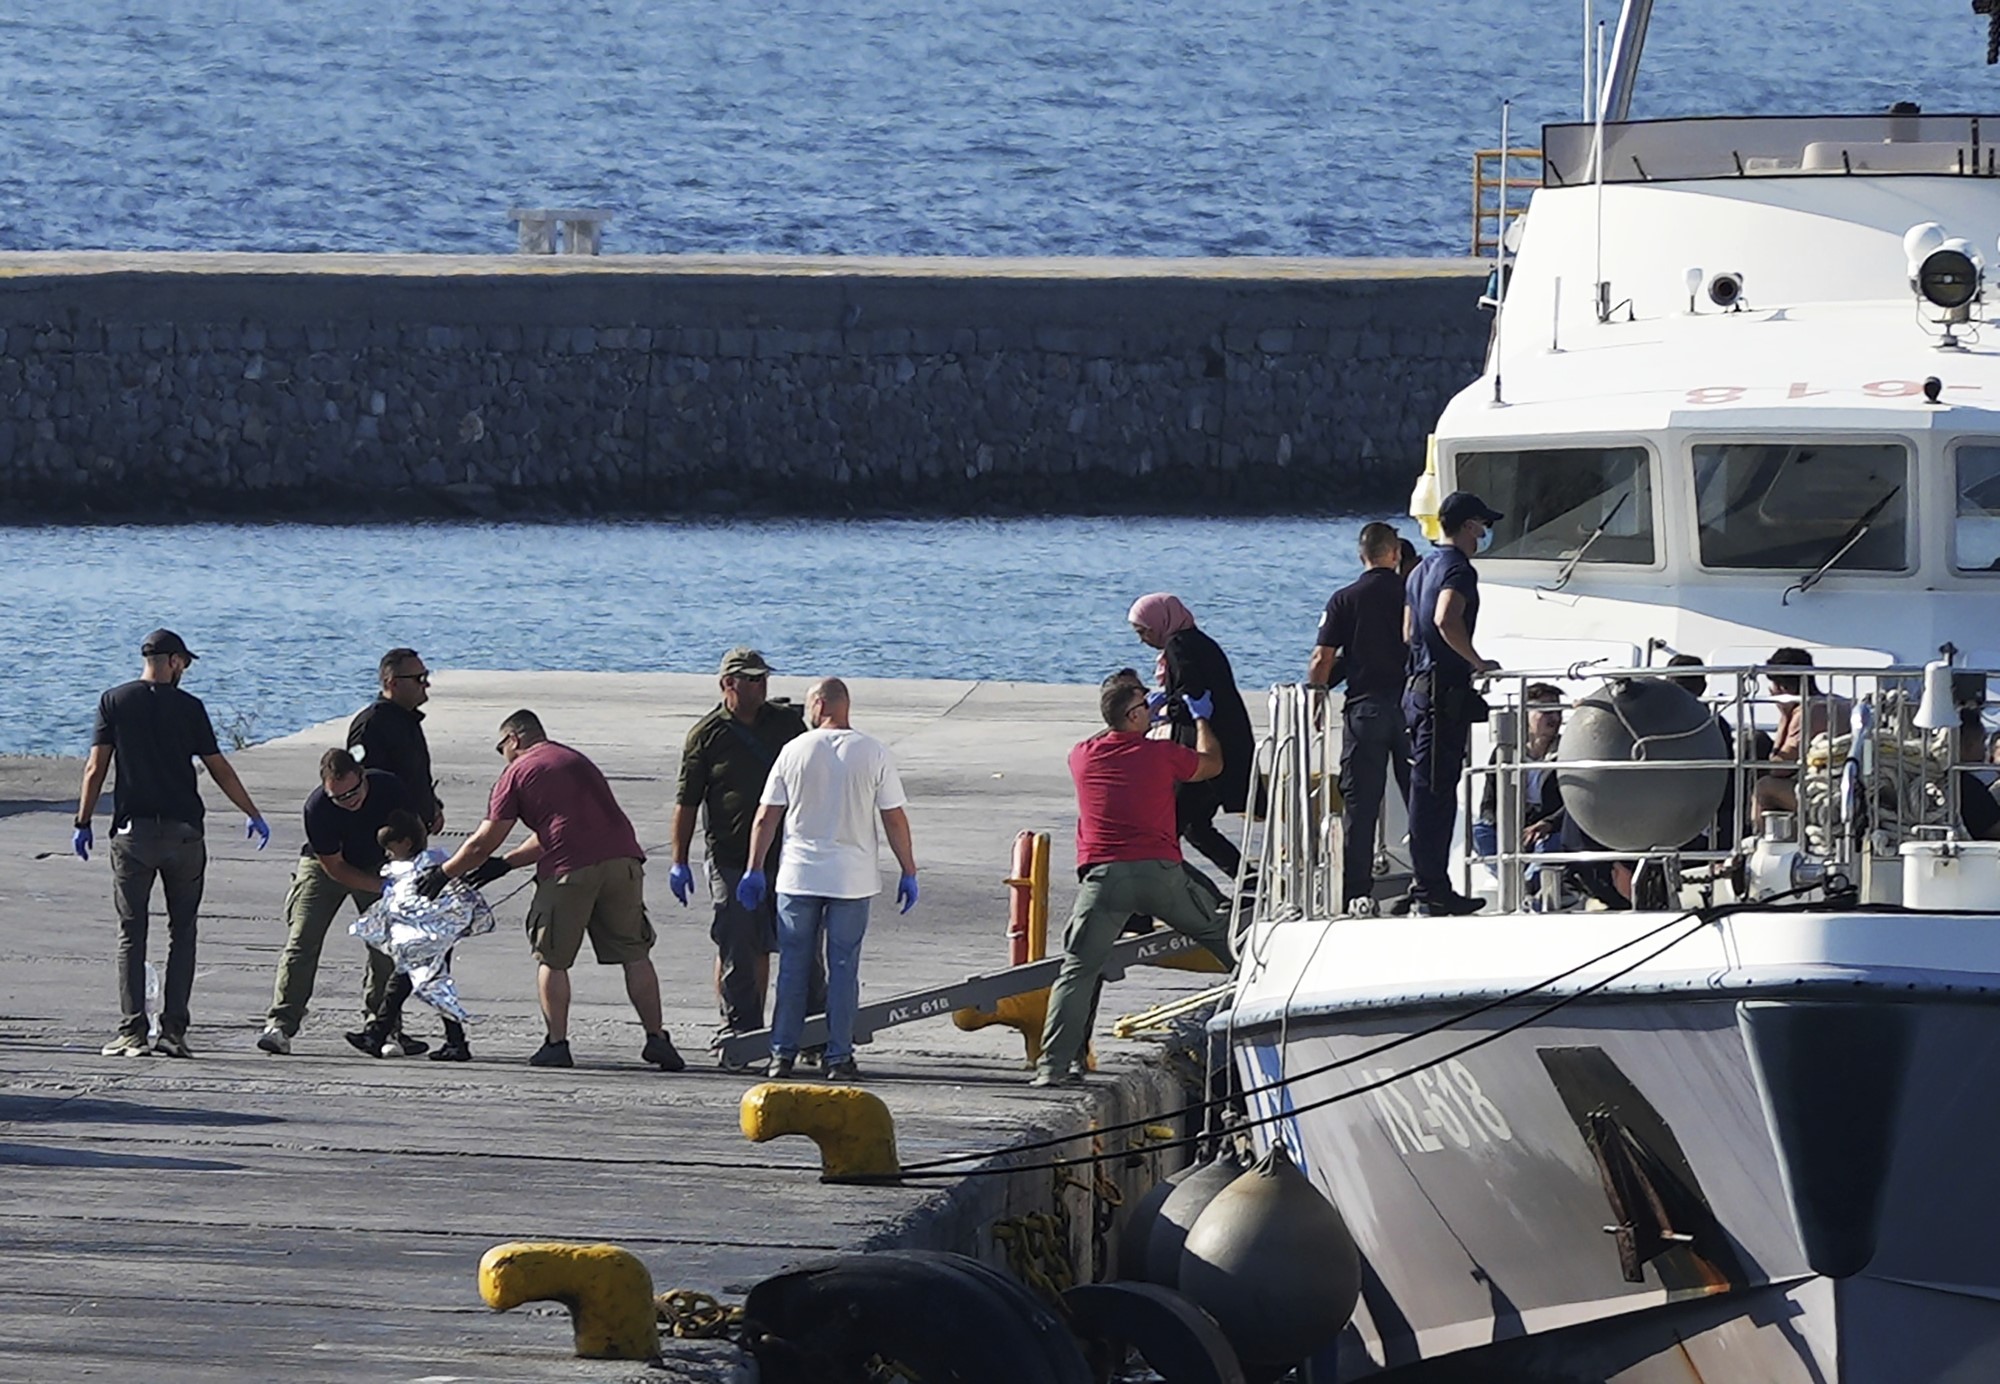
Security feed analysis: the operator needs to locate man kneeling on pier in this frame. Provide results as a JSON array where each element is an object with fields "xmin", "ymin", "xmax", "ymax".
[{"xmin": 1034, "ymin": 674, "xmax": 1236, "ymax": 1088}]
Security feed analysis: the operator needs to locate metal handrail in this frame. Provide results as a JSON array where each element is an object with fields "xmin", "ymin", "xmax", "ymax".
[{"xmin": 1256, "ymin": 662, "xmax": 1995, "ymax": 923}]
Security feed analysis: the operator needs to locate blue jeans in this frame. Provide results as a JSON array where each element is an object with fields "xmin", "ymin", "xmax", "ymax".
[{"xmin": 772, "ymin": 894, "xmax": 871, "ymax": 1063}]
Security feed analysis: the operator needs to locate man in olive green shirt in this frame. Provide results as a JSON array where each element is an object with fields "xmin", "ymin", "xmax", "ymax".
[{"xmin": 668, "ymin": 648, "xmax": 824, "ymax": 1052}]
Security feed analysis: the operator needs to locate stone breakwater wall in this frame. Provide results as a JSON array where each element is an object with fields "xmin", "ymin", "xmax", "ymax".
[{"xmin": 0, "ymin": 254, "xmax": 1489, "ymax": 517}]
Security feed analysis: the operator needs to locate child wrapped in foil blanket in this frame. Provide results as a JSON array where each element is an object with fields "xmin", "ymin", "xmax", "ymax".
[{"xmin": 350, "ymin": 809, "xmax": 497, "ymax": 1060}]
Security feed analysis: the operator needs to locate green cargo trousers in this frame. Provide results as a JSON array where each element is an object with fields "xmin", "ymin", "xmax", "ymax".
[
  {"xmin": 266, "ymin": 855, "xmax": 395, "ymax": 1037},
  {"xmin": 1037, "ymin": 859, "xmax": 1236, "ymax": 1079}
]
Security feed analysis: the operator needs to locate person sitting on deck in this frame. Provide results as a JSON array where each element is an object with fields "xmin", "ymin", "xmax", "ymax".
[{"xmin": 1752, "ymin": 647, "xmax": 1851, "ymax": 831}]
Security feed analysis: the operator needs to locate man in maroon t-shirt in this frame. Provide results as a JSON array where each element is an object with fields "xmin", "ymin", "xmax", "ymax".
[
  {"xmin": 420, "ymin": 709, "xmax": 686, "ymax": 1072},
  {"xmin": 1033, "ymin": 676, "xmax": 1237, "ymax": 1087}
]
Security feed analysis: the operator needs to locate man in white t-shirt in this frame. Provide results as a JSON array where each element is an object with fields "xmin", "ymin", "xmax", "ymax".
[{"xmin": 738, "ymin": 678, "xmax": 919, "ymax": 1081}]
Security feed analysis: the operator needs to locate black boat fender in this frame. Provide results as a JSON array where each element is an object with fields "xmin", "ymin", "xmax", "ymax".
[
  {"xmin": 742, "ymin": 1248, "xmax": 1093, "ymax": 1384},
  {"xmin": 1063, "ymin": 1280, "xmax": 1248, "ymax": 1384}
]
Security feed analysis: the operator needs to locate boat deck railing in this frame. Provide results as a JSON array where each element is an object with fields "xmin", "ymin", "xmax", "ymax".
[
  {"xmin": 1254, "ymin": 661, "xmax": 2000, "ymax": 921},
  {"xmin": 1541, "ymin": 112, "xmax": 2000, "ymax": 187}
]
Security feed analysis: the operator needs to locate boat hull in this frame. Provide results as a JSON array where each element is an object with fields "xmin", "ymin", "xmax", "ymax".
[{"xmin": 1230, "ymin": 990, "xmax": 2000, "ymax": 1381}]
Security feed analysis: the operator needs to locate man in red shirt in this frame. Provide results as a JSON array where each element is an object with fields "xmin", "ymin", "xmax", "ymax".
[
  {"xmin": 419, "ymin": 709, "xmax": 686, "ymax": 1072},
  {"xmin": 1033, "ymin": 676, "xmax": 1237, "ymax": 1087}
]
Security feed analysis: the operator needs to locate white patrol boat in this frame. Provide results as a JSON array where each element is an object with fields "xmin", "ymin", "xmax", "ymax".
[{"xmin": 1221, "ymin": 4, "xmax": 2000, "ymax": 1379}]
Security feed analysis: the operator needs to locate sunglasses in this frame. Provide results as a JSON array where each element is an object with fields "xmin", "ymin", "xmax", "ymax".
[
  {"xmin": 329, "ymin": 779, "xmax": 365, "ymax": 804},
  {"xmin": 494, "ymin": 733, "xmax": 514, "ymax": 756},
  {"xmin": 393, "ymin": 672, "xmax": 431, "ymax": 685}
]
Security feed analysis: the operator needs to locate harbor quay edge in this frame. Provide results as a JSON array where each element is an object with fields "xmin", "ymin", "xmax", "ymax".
[{"xmin": 0, "ymin": 252, "xmax": 1488, "ymax": 518}]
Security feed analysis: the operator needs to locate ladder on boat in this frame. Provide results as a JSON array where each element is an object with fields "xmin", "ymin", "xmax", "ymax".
[{"xmin": 1472, "ymin": 147, "xmax": 1543, "ymax": 256}]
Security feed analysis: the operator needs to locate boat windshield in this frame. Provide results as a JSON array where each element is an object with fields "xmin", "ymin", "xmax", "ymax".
[
  {"xmin": 1693, "ymin": 441, "xmax": 1909, "ymax": 571},
  {"xmin": 1955, "ymin": 442, "xmax": 2000, "ymax": 573},
  {"xmin": 1452, "ymin": 445, "xmax": 1653, "ymax": 563}
]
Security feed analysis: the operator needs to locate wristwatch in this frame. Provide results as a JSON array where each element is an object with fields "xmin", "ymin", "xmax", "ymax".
[{"xmin": 73, "ymin": 817, "xmax": 90, "ymax": 830}]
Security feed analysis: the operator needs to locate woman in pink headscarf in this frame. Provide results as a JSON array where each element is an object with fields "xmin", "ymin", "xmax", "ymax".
[{"xmin": 1127, "ymin": 593, "xmax": 1253, "ymax": 879}]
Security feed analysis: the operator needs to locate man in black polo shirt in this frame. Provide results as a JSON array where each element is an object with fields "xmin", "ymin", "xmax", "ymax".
[
  {"xmin": 1405, "ymin": 492, "xmax": 1504, "ymax": 917},
  {"xmin": 257, "ymin": 748, "xmax": 423, "ymax": 1057},
  {"xmin": 74, "ymin": 628, "xmax": 270, "ymax": 1058},
  {"xmin": 668, "ymin": 647, "xmax": 823, "ymax": 1058},
  {"xmin": 1310, "ymin": 521, "xmax": 1412, "ymax": 912},
  {"xmin": 348, "ymin": 647, "xmax": 442, "ymax": 832}
]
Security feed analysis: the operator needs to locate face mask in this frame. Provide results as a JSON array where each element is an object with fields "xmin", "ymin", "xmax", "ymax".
[{"xmin": 1474, "ymin": 526, "xmax": 1495, "ymax": 555}]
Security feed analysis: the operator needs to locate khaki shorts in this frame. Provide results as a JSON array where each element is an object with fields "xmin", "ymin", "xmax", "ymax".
[{"xmin": 525, "ymin": 858, "xmax": 655, "ymax": 969}]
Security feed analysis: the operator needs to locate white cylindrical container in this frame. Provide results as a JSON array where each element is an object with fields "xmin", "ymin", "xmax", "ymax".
[{"xmin": 1900, "ymin": 840, "xmax": 2000, "ymax": 910}]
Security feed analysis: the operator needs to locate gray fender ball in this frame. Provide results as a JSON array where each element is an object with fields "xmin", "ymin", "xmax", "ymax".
[
  {"xmin": 1143, "ymin": 1153, "xmax": 1245, "ymax": 1286},
  {"xmin": 1178, "ymin": 1141, "xmax": 1360, "ymax": 1369},
  {"xmin": 1557, "ymin": 676, "xmax": 1727, "ymax": 852}
]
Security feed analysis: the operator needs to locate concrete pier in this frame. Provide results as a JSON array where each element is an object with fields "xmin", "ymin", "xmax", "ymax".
[{"xmin": 0, "ymin": 674, "xmax": 1224, "ymax": 1381}]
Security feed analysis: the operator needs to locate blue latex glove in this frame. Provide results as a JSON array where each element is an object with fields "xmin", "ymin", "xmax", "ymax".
[
  {"xmin": 247, "ymin": 816, "xmax": 271, "ymax": 850},
  {"xmin": 668, "ymin": 862, "xmax": 694, "ymax": 906},
  {"xmin": 1145, "ymin": 690, "xmax": 1169, "ymax": 719},
  {"xmin": 72, "ymin": 825, "xmax": 92, "ymax": 861},
  {"xmin": 896, "ymin": 872, "xmax": 919, "ymax": 914},
  {"xmin": 735, "ymin": 869, "xmax": 767, "ymax": 911},
  {"xmin": 1183, "ymin": 691, "xmax": 1215, "ymax": 722}
]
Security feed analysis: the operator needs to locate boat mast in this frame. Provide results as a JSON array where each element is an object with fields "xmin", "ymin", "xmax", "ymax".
[{"xmin": 1598, "ymin": 0, "xmax": 1653, "ymax": 122}]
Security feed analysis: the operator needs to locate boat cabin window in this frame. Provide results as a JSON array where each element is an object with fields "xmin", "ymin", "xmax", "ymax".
[
  {"xmin": 1450, "ymin": 446, "xmax": 1654, "ymax": 563},
  {"xmin": 1692, "ymin": 442, "xmax": 1909, "ymax": 571},
  {"xmin": 1954, "ymin": 443, "xmax": 2000, "ymax": 573}
]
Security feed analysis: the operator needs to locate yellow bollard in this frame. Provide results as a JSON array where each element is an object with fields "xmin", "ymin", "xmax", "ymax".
[
  {"xmin": 478, "ymin": 1241, "xmax": 659, "ymax": 1360},
  {"xmin": 740, "ymin": 1081, "xmax": 901, "ymax": 1181},
  {"xmin": 1026, "ymin": 831, "xmax": 1051, "ymax": 961},
  {"xmin": 954, "ymin": 987, "xmax": 1051, "ymax": 1065}
]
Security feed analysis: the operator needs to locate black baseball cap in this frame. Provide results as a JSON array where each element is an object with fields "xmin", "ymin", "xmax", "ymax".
[
  {"xmin": 140, "ymin": 628, "xmax": 197, "ymax": 661},
  {"xmin": 1438, "ymin": 491, "xmax": 1504, "ymax": 534}
]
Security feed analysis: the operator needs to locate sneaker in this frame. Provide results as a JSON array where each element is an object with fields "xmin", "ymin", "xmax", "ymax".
[
  {"xmin": 1346, "ymin": 895, "xmax": 1381, "ymax": 918},
  {"xmin": 708, "ymin": 1026, "xmax": 744, "ymax": 1053},
  {"xmin": 1417, "ymin": 892, "xmax": 1487, "ymax": 918},
  {"xmin": 528, "ymin": 1038, "xmax": 574, "ymax": 1068},
  {"xmin": 1028, "ymin": 1068, "xmax": 1083, "ymax": 1089},
  {"xmin": 766, "ymin": 1054, "xmax": 796, "ymax": 1080},
  {"xmin": 1067, "ymin": 1061, "xmax": 1089, "ymax": 1081},
  {"xmin": 823, "ymin": 1057, "xmax": 860, "ymax": 1082},
  {"xmin": 429, "ymin": 1040, "xmax": 473, "ymax": 1063},
  {"xmin": 101, "ymin": 1032, "xmax": 151, "ymax": 1058},
  {"xmin": 800, "ymin": 1045, "xmax": 826, "ymax": 1070},
  {"xmin": 256, "ymin": 1025, "xmax": 292, "ymax": 1055},
  {"xmin": 642, "ymin": 1032, "xmax": 687, "ymax": 1072},
  {"xmin": 380, "ymin": 1030, "xmax": 429, "ymax": 1058},
  {"xmin": 344, "ymin": 1027, "xmax": 389, "ymax": 1058},
  {"xmin": 152, "ymin": 1031, "xmax": 194, "ymax": 1059}
]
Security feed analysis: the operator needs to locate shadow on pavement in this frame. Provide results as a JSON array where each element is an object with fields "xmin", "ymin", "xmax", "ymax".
[
  {"xmin": 0, "ymin": 1141, "xmax": 246, "ymax": 1172},
  {"xmin": 0, "ymin": 1093, "xmax": 284, "ymax": 1128}
]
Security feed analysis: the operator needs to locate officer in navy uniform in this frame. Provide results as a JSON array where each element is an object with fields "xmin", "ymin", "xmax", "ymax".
[
  {"xmin": 1403, "ymin": 492, "xmax": 1503, "ymax": 916},
  {"xmin": 1310, "ymin": 520, "xmax": 1412, "ymax": 913}
]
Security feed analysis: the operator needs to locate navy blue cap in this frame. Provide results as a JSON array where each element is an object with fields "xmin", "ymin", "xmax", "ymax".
[{"xmin": 1438, "ymin": 491, "xmax": 1504, "ymax": 534}]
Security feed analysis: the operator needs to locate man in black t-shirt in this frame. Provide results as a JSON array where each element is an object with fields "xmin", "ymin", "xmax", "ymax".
[
  {"xmin": 257, "ymin": 748, "xmax": 421, "ymax": 1057},
  {"xmin": 348, "ymin": 647, "xmax": 442, "ymax": 831},
  {"xmin": 1310, "ymin": 522, "xmax": 1412, "ymax": 911},
  {"xmin": 74, "ymin": 628, "xmax": 270, "ymax": 1058},
  {"xmin": 669, "ymin": 647, "xmax": 823, "ymax": 1054}
]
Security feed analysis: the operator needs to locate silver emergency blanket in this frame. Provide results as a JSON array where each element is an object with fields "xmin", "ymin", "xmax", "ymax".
[{"xmin": 351, "ymin": 849, "xmax": 497, "ymax": 1023}]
